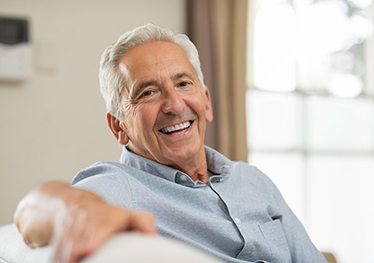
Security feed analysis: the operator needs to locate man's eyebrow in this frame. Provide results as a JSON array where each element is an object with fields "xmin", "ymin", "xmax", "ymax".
[{"xmin": 172, "ymin": 72, "xmax": 194, "ymax": 81}]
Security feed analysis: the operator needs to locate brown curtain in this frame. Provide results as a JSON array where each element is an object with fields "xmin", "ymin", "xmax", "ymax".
[{"xmin": 187, "ymin": 0, "xmax": 248, "ymax": 161}]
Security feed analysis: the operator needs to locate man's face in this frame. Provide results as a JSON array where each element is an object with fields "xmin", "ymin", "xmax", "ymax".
[{"xmin": 118, "ymin": 41, "xmax": 213, "ymax": 168}]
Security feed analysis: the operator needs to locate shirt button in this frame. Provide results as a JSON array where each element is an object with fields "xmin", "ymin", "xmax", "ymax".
[
  {"xmin": 234, "ymin": 217, "xmax": 241, "ymax": 224},
  {"xmin": 179, "ymin": 174, "xmax": 187, "ymax": 181}
]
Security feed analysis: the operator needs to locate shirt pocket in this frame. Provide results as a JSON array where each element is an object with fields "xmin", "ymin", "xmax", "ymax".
[{"xmin": 258, "ymin": 219, "xmax": 292, "ymax": 263}]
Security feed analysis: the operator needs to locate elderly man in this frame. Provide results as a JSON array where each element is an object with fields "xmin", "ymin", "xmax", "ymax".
[{"xmin": 15, "ymin": 24, "xmax": 327, "ymax": 263}]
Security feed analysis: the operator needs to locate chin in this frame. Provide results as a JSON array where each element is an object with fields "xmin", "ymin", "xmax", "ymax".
[{"xmin": 169, "ymin": 145, "xmax": 201, "ymax": 160}]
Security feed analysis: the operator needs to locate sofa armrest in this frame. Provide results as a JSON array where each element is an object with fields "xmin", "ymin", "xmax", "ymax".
[
  {"xmin": 82, "ymin": 232, "xmax": 221, "ymax": 263},
  {"xmin": 0, "ymin": 224, "xmax": 51, "ymax": 263},
  {"xmin": 0, "ymin": 224, "xmax": 221, "ymax": 263}
]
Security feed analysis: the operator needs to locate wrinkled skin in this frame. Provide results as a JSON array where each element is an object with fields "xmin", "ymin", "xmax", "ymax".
[{"xmin": 15, "ymin": 181, "xmax": 156, "ymax": 263}]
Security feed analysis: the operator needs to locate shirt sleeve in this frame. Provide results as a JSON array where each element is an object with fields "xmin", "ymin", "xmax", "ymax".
[{"xmin": 72, "ymin": 161, "xmax": 134, "ymax": 209}]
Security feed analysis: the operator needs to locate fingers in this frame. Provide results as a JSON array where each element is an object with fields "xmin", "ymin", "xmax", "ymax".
[
  {"xmin": 53, "ymin": 208, "xmax": 89, "ymax": 263},
  {"xmin": 14, "ymin": 181, "xmax": 74, "ymax": 248},
  {"xmin": 51, "ymin": 204, "xmax": 158, "ymax": 263},
  {"xmin": 128, "ymin": 211, "xmax": 157, "ymax": 234},
  {"xmin": 21, "ymin": 219, "xmax": 54, "ymax": 248},
  {"xmin": 78, "ymin": 209, "xmax": 157, "ymax": 257},
  {"xmin": 16, "ymin": 207, "xmax": 54, "ymax": 248},
  {"xmin": 14, "ymin": 183, "xmax": 158, "ymax": 263}
]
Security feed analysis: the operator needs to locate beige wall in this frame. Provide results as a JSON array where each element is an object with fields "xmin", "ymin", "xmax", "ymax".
[{"xmin": 0, "ymin": 0, "xmax": 186, "ymax": 225}]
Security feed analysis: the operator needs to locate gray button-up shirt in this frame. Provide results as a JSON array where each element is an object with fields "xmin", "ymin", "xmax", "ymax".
[{"xmin": 72, "ymin": 146, "xmax": 327, "ymax": 263}]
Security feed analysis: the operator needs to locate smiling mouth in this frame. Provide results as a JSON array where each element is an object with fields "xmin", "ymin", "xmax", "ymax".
[{"xmin": 159, "ymin": 121, "xmax": 193, "ymax": 135}]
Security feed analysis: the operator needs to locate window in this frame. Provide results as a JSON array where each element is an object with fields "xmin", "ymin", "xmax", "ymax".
[{"xmin": 247, "ymin": 0, "xmax": 374, "ymax": 262}]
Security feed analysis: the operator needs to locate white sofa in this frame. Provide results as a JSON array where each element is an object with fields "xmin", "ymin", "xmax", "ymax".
[{"xmin": 0, "ymin": 224, "xmax": 221, "ymax": 263}]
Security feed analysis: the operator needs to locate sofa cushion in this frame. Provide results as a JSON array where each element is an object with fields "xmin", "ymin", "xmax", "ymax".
[
  {"xmin": 0, "ymin": 224, "xmax": 52, "ymax": 263},
  {"xmin": 0, "ymin": 224, "xmax": 221, "ymax": 263}
]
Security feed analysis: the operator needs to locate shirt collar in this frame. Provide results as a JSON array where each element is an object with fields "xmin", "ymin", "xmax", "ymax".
[
  {"xmin": 119, "ymin": 146, "xmax": 232, "ymax": 187},
  {"xmin": 205, "ymin": 146, "xmax": 232, "ymax": 175}
]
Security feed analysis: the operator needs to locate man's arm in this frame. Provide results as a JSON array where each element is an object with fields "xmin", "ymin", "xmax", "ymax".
[{"xmin": 14, "ymin": 181, "xmax": 156, "ymax": 263}]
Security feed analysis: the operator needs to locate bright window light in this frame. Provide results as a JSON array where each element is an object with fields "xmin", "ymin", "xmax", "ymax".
[
  {"xmin": 247, "ymin": 1, "xmax": 374, "ymax": 262},
  {"xmin": 328, "ymin": 73, "xmax": 363, "ymax": 98}
]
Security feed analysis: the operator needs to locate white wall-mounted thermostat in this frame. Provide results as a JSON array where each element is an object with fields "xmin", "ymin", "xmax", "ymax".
[{"xmin": 0, "ymin": 17, "xmax": 32, "ymax": 81}]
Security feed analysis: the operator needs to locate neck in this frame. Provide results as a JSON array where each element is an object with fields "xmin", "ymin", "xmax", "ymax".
[
  {"xmin": 170, "ymin": 149, "xmax": 209, "ymax": 184},
  {"xmin": 127, "ymin": 144, "xmax": 210, "ymax": 183}
]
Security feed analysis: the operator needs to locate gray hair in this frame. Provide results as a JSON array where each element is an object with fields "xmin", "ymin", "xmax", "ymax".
[{"xmin": 99, "ymin": 24, "xmax": 206, "ymax": 121}]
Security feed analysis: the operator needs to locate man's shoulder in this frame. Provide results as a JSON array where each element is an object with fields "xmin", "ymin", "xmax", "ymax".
[
  {"xmin": 231, "ymin": 161, "xmax": 279, "ymax": 189},
  {"xmin": 72, "ymin": 161, "xmax": 141, "ymax": 207},
  {"xmin": 230, "ymin": 159, "xmax": 262, "ymax": 175},
  {"xmin": 72, "ymin": 160, "xmax": 139, "ymax": 185}
]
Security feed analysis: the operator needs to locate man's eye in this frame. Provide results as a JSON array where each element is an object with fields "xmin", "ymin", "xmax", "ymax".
[
  {"xmin": 178, "ymin": 81, "xmax": 192, "ymax": 88},
  {"xmin": 140, "ymin": 89, "xmax": 156, "ymax": 98}
]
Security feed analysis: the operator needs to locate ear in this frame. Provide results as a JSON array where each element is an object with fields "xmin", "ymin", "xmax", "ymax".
[
  {"xmin": 204, "ymin": 88, "xmax": 213, "ymax": 122},
  {"xmin": 106, "ymin": 113, "xmax": 129, "ymax": 145}
]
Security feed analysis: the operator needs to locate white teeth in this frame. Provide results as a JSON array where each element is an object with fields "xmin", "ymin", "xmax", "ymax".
[{"xmin": 161, "ymin": 121, "xmax": 191, "ymax": 134}]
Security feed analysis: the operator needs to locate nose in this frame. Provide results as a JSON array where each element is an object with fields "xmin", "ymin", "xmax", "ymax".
[{"xmin": 161, "ymin": 88, "xmax": 185, "ymax": 115}]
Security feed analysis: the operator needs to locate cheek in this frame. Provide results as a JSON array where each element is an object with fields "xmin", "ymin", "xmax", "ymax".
[
  {"xmin": 187, "ymin": 95, "xmax": 208, "ymax": 116},
  {"xmin": 132, "ymin": 105, "xmax": 157, "ymax": 131}
]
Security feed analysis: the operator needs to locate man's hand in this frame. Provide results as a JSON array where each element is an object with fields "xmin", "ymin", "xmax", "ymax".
[{"xmin": 14, "ymin": 181, "xmax": 157, "ymax": 263}]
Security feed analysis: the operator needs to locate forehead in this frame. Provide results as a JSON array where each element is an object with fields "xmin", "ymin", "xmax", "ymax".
[{"xmin": 119, "ymin": 41, "xmax": 196, "ymax": 80}]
